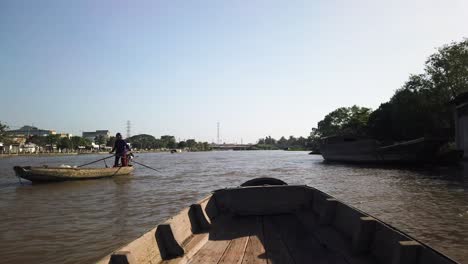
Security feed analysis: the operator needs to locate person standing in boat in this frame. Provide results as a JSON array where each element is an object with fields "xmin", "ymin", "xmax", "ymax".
[{"xmin": 110, "ymin": 133, "xmax": 131, "ymax": 167}]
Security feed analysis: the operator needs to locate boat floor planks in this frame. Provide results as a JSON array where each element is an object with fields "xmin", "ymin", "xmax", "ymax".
[
  {"xmin": 296, "ymin": 211, "xmax": 375, "ymax": 264},
  {"xmin": 97, "ymin": 181, "xmax": 458, "ymax": 264},
  {"xmin": 218, "ymin": 236, "xmax": 249, "ymax": 264},
  {"xmin": 241, "ymin": 217, "xmax": 266, "ymax": 264},
  {"xmin": 269, "ymin": 214, "xmax": 346, "ymax": 264},
  {"xmin": 165, "ymin": 214, "xmax": 365, "ymax": 264},
  {"xmin": 262, "ymin": 217, "xmax": 294, "ymax": 264}
]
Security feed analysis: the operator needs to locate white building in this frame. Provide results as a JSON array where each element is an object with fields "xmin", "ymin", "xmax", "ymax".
[
  {"xmin": 82, "ymin": 130, "xmax": 110, "ymax": 142},
  {"xmin": 22, "ymin": 143, "xmax": 37, "ymax": 153}
]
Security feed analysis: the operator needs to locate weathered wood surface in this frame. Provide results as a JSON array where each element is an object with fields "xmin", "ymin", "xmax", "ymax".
[
  {"xmin": 95, "ymin": 183, "xmax": 458, "ymax": 264},
  {"xmin": 13, "ymin": 165, "xmax": 134, "ymax": 182}
]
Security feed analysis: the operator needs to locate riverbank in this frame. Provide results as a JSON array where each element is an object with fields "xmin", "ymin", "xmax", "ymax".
[
  {"xmin": 0, "ymin": 152, "xmax": 80, "ymax": 159},
  {"xmin": 0, "ymin": 149, "xmax": 203, "ymax": 159}
]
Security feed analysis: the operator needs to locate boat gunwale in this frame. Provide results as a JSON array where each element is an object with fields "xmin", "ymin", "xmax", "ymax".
[
  {"xmin": 96, "ymin": 184, "xmax": 459, "ymax": 264},
  {"xmin": 14, "ymin": 165, "xmax": 134, "ymax": 182}
]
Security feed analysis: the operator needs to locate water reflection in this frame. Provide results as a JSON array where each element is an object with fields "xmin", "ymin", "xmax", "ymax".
[{"xmin": 0, "ymin": 151, "xmax": 467, "ymax": 263}]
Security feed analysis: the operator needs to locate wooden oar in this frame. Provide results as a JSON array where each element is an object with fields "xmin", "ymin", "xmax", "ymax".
[
  {"xmin": 77, "ymin": 154, "xmax": 115, "ymax": 168},
  {"xmin": 132, "ymin": 160, "xmax": 161, "ymax": 173}
]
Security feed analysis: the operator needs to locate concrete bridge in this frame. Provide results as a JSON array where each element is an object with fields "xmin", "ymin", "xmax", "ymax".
[{"xmin": 210, "ymin": 144, "xmax": 256, "ymax": 150}]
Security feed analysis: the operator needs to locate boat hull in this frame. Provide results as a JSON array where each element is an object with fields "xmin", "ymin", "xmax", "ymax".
[
  {"xmin": 320, "ymin": 136, "xmax": 456, "ymax": 164},
  {"xmin": 13, "ymin": 166, "xmax": 134, "ymax": 182},
  {"xmin": 96, "ymin": 179, "xmax": 458, "ymax": 264},
  {"xmin": 320, "ymin": 138, "xmax": 381, "ymax": 163}
]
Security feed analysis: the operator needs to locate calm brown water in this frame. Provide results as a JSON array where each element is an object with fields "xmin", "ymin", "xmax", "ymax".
[{"xmin": 0, "ymin": 151, "xmax": 467, "ymax": 263}]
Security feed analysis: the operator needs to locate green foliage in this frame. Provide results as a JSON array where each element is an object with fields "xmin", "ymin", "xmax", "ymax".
[
  {"xmin": 367, "ymin": 74, "xmax": 449, "ymax": 140},
  {"xmin": 277, "ymin": 136, "xmax": 287, "ymax": 148},
  {"xmin": 107, "ymin": 136, "xmax": 116, "ymax": 147},
  {"xmin": 45, "ymin": 134, "xmax": 61, "ymax": 145},
  {"xmin": 201, "ymin": 142, "xmax": 211, "ymax": 151},
  {"xmin": 425, "ymin": 39, "xmax": 468, "ymax": 99},
  {"xmin": 256, "ymin": 135, "xmax": 309, "ymax": 150},
  {"xmin": 71, "ymin": 136, "xmax": 91, "ymax": 149},
  {"xmin": 58, "ymin": 137, "xmax": 73, "ymax": 150},
  {"xmin": 160, "ymin": 135, "xmax": 176, "ymax": 149},
  {"xmin": 306, "ymin": 133, "xmax": 320, "ymax": 152},
  {"xmin": 0, "ymin": 121, "xmax": 9, "ymax": 142},
  {"xmin": 315, "ymin": 105, "xmax": 372, "ymax": 138},
  {"xmin": 367, "ymin": 39, "xmax": 468, "ymax": 141},
  {"xmin": 94, "ymin": 135, "xmax": 107, "ymax": 145},
  {"xmin": 186, "ymin": 139, "xmax": 196, "ymax": 149},
  {"xmin": 176, "ymin": 139, "xmax": 211, "ymax": 151},
  {"xmin": 177, "ymin": 141, "xmax": 187, "ymax": 149},
  {"xmin": 128, "ymin": 134, "xmax": 158, "ymax": 149},
  {"xmin": 256, "ymin": 144, "xmax": 280, "ymax": 150},
  {"xmin": 124, "ymin": 134, "xmax": 210, "ymax": 151}
]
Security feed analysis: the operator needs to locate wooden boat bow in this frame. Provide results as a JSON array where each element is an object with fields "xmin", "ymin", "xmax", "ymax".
[{"xmin": 96, "ymin": 178, "xmax": 458, "ymax": 264}]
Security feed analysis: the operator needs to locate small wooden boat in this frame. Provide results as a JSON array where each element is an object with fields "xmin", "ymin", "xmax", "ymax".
[
  {"xmin": 96, "ymin": 177, "xmax": 457, "ymax": 264},
  {"xmin": 13, "ymin": 165, "xmax": 134, "ymax": 183}
]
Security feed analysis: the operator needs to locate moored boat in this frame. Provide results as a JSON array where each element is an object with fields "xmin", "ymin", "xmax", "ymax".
[
  {"xmin": 96, "ymin": 177, "xmax": 457, "ymax": 264},
  {"xmin": 320, "ymin": 135, "xmax": 460, "ymax": 164},
  {"xmin": 320, "ymin": 136, "xmax": 379, "ymax": 163},
  {"xmin": 13, "ymin": 165, "xmax": 134, "ymax": 183}
]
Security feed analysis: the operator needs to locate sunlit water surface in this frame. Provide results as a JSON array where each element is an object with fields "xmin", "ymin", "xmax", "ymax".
[{"xmin": 0, "ymin": 151, "xmax": 467, "ymax": 263}]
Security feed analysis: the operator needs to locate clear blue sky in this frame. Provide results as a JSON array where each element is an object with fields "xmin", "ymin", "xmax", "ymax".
[{"xmin": 1, "ymin": 0, "xmax": 468, "ymax": 143}]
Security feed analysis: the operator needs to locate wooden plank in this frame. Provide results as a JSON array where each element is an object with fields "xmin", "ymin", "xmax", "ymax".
[
  {"xmin": 188, "ymin": 240, "xmax": 231, "ymax": 264},
  {"xmin": 164, "ymin": 208, "xmax": 193, "ymax": 247},
  {"xmin": 262, "ymin": 217, "xmax": 294, "ymax": 264},
  {"xmin": 189, "ymin": 215, "xmax": 250, "ymax": 264},
  {"xmin": 164, "ymin": 233, "xmax": 209, "ymax": 264},
  {"xmin": 218, "ymin": 236, "xmax": 249, "ymax": 264},
  {"xmin": 269, "ymin": 214, "xmax": 347, "ymax": 264},
  {"xmin": 296, "ymin": 211, "xmax": 375, "ymax": 264},
  {"xmin": 217, "ymin": 215, "xmax": 258, "ymax": 264},
  {"xmin": 242, "ymin": 217, "xmax": 267, "ymax": 264}
]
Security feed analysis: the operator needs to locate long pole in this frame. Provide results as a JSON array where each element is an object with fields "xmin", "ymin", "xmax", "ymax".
[
  {"xmin": 77, "ymin": 154, "xmax": 115, "ymax": 168},
  {"xmin": 132, "ymin": 160, "xmax": 161, "ymax": 173}
]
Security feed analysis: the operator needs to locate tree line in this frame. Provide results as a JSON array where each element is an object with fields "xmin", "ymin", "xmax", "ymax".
[
  {"xmin": 0, "ymin": 125, "xmax": 211, "ymax": 152},
  {"xmin": 126, "ymin": 134, "xmax": 211, "ymax": 151},
  {"xmin": 257, "ymin": 135, "xmax": 312, "ymax": 150},
  {"xmin": 310, "ymin": 38, "xmax": 468, "ymax": 149}
]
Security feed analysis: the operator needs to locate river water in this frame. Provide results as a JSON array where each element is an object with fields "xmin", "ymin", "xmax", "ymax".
[{"xmin": 0, "ymin": 151, "xmax": 467, "ymax": 263}]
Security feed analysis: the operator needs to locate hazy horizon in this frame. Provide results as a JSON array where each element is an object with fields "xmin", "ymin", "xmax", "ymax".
[{"xmin": 2, "ymin": 0, "xmax": 468, "ymax": 143}]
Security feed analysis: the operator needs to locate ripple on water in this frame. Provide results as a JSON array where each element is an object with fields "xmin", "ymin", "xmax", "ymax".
[{"xmin": 0, "ymin": 151, "xmax": 468, "ymax": 263}]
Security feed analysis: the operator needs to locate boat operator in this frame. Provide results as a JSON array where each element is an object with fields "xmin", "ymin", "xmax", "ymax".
[{"xmin": 109, "ymin": 133, "xmax": 131, "ymax": 167}]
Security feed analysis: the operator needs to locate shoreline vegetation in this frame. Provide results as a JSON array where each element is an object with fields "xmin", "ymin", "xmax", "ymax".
[
  {"xmin": 308, "ymin": 39, "xmax": 468, "ymax": 153},
  {"xmin": 1, "ymin": 126, "xmax": 315, "ymax": 157}
]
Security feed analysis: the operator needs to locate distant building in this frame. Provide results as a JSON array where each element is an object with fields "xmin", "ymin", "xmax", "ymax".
[
  {"xmin": 82, "ymin": 130, "xmax": 110, "ymax": 142},
  {"xmin": 58, "ymin": 133, "xmax": 73, "ymax": 138},
  {"xmin": 22, "ymin": 143, "xmax": 37, "ymax": 153},
  {"xmin": 11, "ymin": 137, "xmax": 26, "ymax": 144},
  {"xmin": 1, "ymin": 143, "xmax": 21, "ymax": 154},
  {"xmin": 7, "ymin": 126, "xmax": 56, "ymax": 137}
]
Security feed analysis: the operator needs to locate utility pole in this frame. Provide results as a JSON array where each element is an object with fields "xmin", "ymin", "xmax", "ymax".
[
  {"xmin": 126, "ymin": 120, "xmax": 131, "ymax": 139},
  {"xmin": 217, "ymin": 122, "xmax": 220, "ymax": 145}
]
